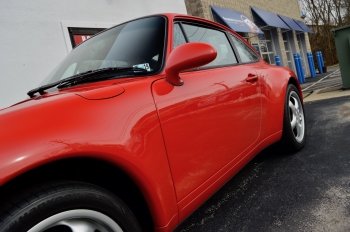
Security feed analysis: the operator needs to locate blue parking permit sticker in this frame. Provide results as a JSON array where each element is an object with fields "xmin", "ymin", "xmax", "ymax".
[{"xmin": 133, "ymin": 63, "xmax": 151, "ymax": 72}]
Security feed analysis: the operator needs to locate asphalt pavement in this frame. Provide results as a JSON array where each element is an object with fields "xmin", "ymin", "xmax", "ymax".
[{"xmin": 175, "ymin": 95, "xmax": 350, "ymax": 232}]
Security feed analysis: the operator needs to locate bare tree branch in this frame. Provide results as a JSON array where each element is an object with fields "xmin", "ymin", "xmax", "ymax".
[{"xmin": 303, "ymin": 0, "xmax": 349, "ymax": 65}]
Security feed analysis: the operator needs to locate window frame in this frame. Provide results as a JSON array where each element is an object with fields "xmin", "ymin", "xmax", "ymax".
[
  {"xmin": 282, "ymin": 32, "xmax": 294, "ymax": 71},
  {"xmin": 68, "ymin": 27, "xmax": 106, "ymax": 48},
  {"xmin": 75, "ymin": 16, "xmax": 169, "ymax": 77},
  {"xmin": 173, "ymin": 20, "xmax": 240, "ymax": 71},
  {"xmin": 228, "ymin": 33, "xmax": 261, "ymax": 64},
  {"xmin": 48, "ymin": 16, "xmax": 169, "ymax": 85},
  {"xmin": 61, "ymin": 21, "xmax": 115, "ymax": 53},
  {"xmin": 173, "ymin": 22, "xmax": 188, "ymax": 49},
  {"xmin": 258, "ymin": 29, "xmax": 276, "ymax": 65}
]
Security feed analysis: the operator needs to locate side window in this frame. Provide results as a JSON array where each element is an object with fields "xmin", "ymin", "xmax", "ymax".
[
  {"xmin": 230, "ymin": 34, "xmax": 260, "ymax": 63},
  {"xmin": 173, "ymin": 23, "xmax": 186, "ymax": 49},
  {"xmin": 181, "ymin": 24, "xmax": 237, "ymax": 67}
]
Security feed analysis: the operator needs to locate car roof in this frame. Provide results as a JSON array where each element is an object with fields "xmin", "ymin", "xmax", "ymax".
[{"xmin": 162, "ymin": 13, "xmax": 241, "ymax": 38}]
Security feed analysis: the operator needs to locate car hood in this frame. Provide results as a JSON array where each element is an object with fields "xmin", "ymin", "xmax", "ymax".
[
  {"xmin": 0, "ymin": 80, "xmax": 130, "ymax": 154},
  {"xmin": 1, "ymin": 81, "xmax": 126, "ymax": 112}
]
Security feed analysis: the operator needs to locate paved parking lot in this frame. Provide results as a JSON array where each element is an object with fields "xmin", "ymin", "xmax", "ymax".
[
  {"xmin": 301, "ymin": 66, "xmax": 341, "ymax": 93},
  {"xmin": 175, "ymin": 95, "xmax": 350, "ymax": 232}
]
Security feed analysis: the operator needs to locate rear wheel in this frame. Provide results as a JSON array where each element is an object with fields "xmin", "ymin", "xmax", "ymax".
[
  {"xmin": 0, "ymin": 181, "xmax": 142, "ymax": 232},
  {"xmin": 281, "ymin": 84, "xmax": 306, "ymax": 152}
]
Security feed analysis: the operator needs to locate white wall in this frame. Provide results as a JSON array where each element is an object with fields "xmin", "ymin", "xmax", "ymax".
[{"xmin": 0, "ymin": 0, "xmax": 187, "ymax": 109}]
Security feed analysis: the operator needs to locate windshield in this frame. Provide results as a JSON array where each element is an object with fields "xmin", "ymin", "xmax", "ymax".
[{"xmin": 41, "ymin": 16, "xmax": 166, "ymax": 86}]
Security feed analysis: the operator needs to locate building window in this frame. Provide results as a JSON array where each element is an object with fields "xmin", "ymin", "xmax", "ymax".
[
  {"xmin": 69, "ymin": 28, "xmax": 105, "ymax": 48},
  {"xmin": 296, "ymin": 33, "xmax": 308, "ymax": 75},
  {"xmin": 258, "ymin": 30, "xmax": 275, "ymax": 65},
  {"xmin": 282, "ymin": 32, "xmax": 294, "ymax": 70}
]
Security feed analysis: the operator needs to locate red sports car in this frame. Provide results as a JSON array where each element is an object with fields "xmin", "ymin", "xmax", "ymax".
[{"xmin": 0, "ymin": 13, "xmax": 306, "ymax": 232}]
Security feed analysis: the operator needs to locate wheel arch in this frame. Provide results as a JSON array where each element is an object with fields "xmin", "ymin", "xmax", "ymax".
[
  {"xmin": 0, "ymin": 157, "xmax": 154, "ymax": 231},
  {"xmin": 278, "ymin": 75, "xmax": 302, "ymax": 132},
  {"xmin": 288, "ymin": 76, "xmax": 303, "ymax": 102}
]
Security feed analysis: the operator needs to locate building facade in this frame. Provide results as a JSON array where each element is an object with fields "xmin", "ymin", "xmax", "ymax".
[
  {"xmin": 184, "ymin": 0, "xmax": 312, "ymax": 76},
  {"xmin": 0, "ymin": 0, "xmax": 187, "ymax": 109}
]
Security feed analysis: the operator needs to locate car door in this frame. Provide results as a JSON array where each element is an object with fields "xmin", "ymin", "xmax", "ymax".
[{"xmin": 152, "ymin": 22, "xmax": 261, "ymax": 201}]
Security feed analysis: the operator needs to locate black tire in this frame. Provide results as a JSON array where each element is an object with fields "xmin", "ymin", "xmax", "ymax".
[
  {"xmin": 280, "ymin": 84, "xmax": 306, "ymax": 152},
  {"xmin": 0, "ymin": 181, "xmax": 142, "ymax": 232}
]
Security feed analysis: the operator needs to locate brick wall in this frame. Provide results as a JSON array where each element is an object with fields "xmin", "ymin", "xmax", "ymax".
[{"xmin": 185, "ymin": 0, "xmax": 301, "ymax": 21}]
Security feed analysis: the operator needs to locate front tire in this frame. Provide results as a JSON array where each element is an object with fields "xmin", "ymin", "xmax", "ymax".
[
  {"xmin": 0, "ymin": 181, "xmax": 142, "ymax": 232},
  {"xmin": 281, "ymin": 84, "xmax": 306, "ymax": 152}
]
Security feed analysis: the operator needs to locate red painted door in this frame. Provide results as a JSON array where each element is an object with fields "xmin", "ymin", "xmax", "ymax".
[{"xmin": 152, "ymin": 65, "xmax": 261, "ymax": 201}]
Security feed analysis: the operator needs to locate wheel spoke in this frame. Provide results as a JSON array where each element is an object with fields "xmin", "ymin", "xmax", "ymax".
[
  {"xmin": 282, "ymin": 87, "xmax": 306, "ymax": 149},
  {"xmin": 296, "ymin": 122, "xmax": 302, "ymax": 137},
  {"xmin": 292, "ymin": 96, "xmax": 300, "ymax": 111},
  {"xmin": 29, "ymin": 210, "xmax": 123, "ymax": 232},
  {"xmin": 291, "ymin": 116, "xmax": 297, "ymax": 129},
  {"xmin": 289, "ymin": 101, "xmax": 296, "ymax": 114},
  {"xmin": 58, "ymin": 219, "xmax": 107, "ymax": 232}
]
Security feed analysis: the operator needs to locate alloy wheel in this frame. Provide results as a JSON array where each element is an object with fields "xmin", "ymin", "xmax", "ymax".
[
  {"xmin": 28, "ymin": 209, "xmax": 123, "ymax": 232},
  {"xmin": 288, "ymin": 91, "xmax": 305, "ymax": 143}
]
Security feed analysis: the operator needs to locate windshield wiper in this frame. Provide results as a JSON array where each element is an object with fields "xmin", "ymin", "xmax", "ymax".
[{"xmin": 27, "ymin": 67, "xmax": 148, "ymax": 97}]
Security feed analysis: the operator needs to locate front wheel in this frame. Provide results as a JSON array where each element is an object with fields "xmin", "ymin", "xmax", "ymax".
[
  {"xmin": 0, "ymin": 181, "xmax": 142, "ymax": 232},
  {"xmin": 280, "ymin": 84, "xmax": 306, "ymax": 152}
]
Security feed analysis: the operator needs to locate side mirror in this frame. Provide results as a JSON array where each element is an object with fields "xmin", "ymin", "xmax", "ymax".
[{"xmin": 165, "ymin": 42, "xmax": 217, "ymax": 86}]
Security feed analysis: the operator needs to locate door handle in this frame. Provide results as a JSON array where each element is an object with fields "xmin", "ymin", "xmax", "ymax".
[{"xmin": 246, "ymin": 74, "xmax": 258, "ymax": 82}]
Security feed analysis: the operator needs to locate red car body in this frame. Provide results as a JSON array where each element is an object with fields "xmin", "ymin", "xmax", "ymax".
[{"xmin": 0, "ymin": 14, "xmax": 303, "ymax": 231}]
